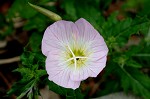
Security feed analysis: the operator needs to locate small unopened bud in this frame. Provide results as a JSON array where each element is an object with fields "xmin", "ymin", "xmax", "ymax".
[{"xmin": 28, "ymin": 2, "xmax": 62, "ymax": 21}]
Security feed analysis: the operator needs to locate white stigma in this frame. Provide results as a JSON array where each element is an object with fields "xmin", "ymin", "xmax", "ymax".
[
  {"xmin": 59, "ymin": 45, "xmax": 88, "ymax": 70},
  {"xmin": 67, "ymin": 45, "xmax": 77, "ymax": 69}
]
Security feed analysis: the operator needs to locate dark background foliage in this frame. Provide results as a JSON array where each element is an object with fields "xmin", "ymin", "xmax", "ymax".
[{"xmin": 0, "ymin": 0, "xmax": 150, "ymax": 99}]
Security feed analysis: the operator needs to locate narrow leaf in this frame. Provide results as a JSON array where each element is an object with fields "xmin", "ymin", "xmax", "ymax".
[{"xmin": 118, "ymin": 66, "xmax": 150, "ymax": 99}]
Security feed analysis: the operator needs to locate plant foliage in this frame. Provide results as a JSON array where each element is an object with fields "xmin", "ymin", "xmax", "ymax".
[{"xmin": 1, "ymin": 0, "xmax": 149, "ymax": 99}]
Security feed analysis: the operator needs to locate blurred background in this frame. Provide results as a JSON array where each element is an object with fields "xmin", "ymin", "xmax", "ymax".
[{"xmin": 0, "ymin": 0, "xmax": 150, "ymax": 99}]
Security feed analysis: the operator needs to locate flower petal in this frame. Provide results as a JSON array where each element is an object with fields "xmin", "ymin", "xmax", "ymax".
[
  {"xmin": 75, "ymin": 18, "xmax": 108, "ymax": 58},
  {"xmin": 70, "ymin": 56, "xmax": 107, "ymax": 81},
  {"xmin": 86, "ymin": 56, "xmax": 107, "ymax": 77},
  {"xmin": 42, "ymin": 20, "xmax": 79, "ymax": 56},
  {"xmin": 42, "ymin": 18, "xmax": 108, "ymax": 89},
  {"xmin": 46, "ymin": 52, "xmax": 80, "ymax": 89},
  {"xmin": 70, "ymin": 18, "xmax": 108, "ymax": 81},
  {"xmin": 75, "ymin": 18, "xmax": 100, "ymax": 42}
]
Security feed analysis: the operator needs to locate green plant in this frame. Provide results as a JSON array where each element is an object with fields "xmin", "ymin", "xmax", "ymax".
[{"xmin": 3, "ymin": 0, "xmax": 150, "ymax": 99}]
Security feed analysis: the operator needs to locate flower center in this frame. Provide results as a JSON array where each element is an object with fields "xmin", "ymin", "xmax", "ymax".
[
  {"xmin": 69, "ymin": 49, "xmax": 87, "ymax": 66},
  {"xmin": 76, "ymin": 58, "xmax": 79, "ymax": 60},
  {"xmin": 62, "ymin": 45, "xmax": 88, "ymax": 69}
]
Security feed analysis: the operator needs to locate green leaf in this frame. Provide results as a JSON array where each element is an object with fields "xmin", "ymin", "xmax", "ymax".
[
  {"xmin": 47, "ymin": 80, "xmax": 67, "ymax": 96},
  {"xmin": 36, "ymin": 70, "xmax": 47, "ymax": 77},
  {"xmin": 7, "ymin": 79, "xmax": 35, "ymax": 97},
  {"xmin": 126, "ymin": 60, "xmax": 142, "ymax": 68},
  {"xmin": 61, "ymin": 0, "xmax": 77, "ymax": 20},
  {"xmin": 116, "ymin": 16, "xmax": 150, "ymax": 40},
  {"xmin": 117, "ymin": 66, "xmax": 150, "ymax": 99},
  {"xmin": 14, "ymin": 68, "xmax": 34, "ymax": 82},
  {"xmin": 20, "ymin": 50, "xmax": 46, "ymax": 72},
  {"xmin": 113, "ymin": 55, "xmax": 128, "ymax": 67},
  {"xmin": 145, "ymin": 27, "xmax": 150, "ymax": 45},
  {"xmin": 47, "ymin": 80, "xmax": 84, "ymax": 98},
  {"xmin": 17, "ymin": 90, "xmax": 28, "ymax": 99},
  {"xmin": 29, "ymin": 32, "xmax": 42, "ymax": 52},
  {"xmin": 113, "ymin": 55, "xmax": 142, "ymax": 68},
  {"xmin": 7, "ymin": 0, "xmax": 37, "ymax": 19},
  {"xmin": 95, "ymin": 80, "xmax": 120, "ymax": 97},
  {"xmin": 20, "ymin": 51, "xmax": 35, "ymax": 66},
  {"xmin": 76, "ymin": 5, "xmax": 105, "ymax": 34},
  {"xmin": 23, "ymin": 14, "xmax": 48, "ymax": 32},
  {"xmin": 102, "ymin": 15, "xmax": 150, "ymax": 47}
]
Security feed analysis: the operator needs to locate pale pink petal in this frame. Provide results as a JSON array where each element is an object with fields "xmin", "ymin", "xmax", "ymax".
[
  {"xmin": 86, "ymin": 56, "xmax": 107, "ymax": 77},
  {"xmin": 42, "ymin": 18, "xmax": 108, "ymax": 89},
  {"xmin": 70, "ymin": 56, "xmax": 107, "ymax": 81},
  {"xmin": 70, "ymin": 18, "xmax": 108, "ymax": 81},
  {"xmin": 75, "ymin": 18, "xmax": 108, "ymax": 59},
  {"xmin": 42, "ymin": 20, "xmax": 79, "ymax": 56},
  {"xmin": 88, "ymin": 41, "xmax": 108, "ymax": 60},
  {"xmin": 75, "ymin": 18, "xmax": 102, "ymax": 42},
  {"xmin": 46, "ymin": 52, "xmax": 80, "ymax": 89}
]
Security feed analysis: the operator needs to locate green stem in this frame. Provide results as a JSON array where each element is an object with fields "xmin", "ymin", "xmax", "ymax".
[
  {"xmin": 133, "ymin": 54, "xmax": 150, "ymax": 57},
  {"xmin": 34, "ymin": 94, "xmax": 38, "ymax": 99}
]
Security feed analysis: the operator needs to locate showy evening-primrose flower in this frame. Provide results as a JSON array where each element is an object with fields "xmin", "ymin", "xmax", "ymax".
[{"xmin": 42, "ymin": 18, "xmax": 108, "ymax": 89}]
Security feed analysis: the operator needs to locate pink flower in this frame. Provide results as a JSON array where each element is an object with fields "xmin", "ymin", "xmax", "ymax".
[{"xmin": 42, "ymin": 18, "xmax": 108, "ymax": 89}]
